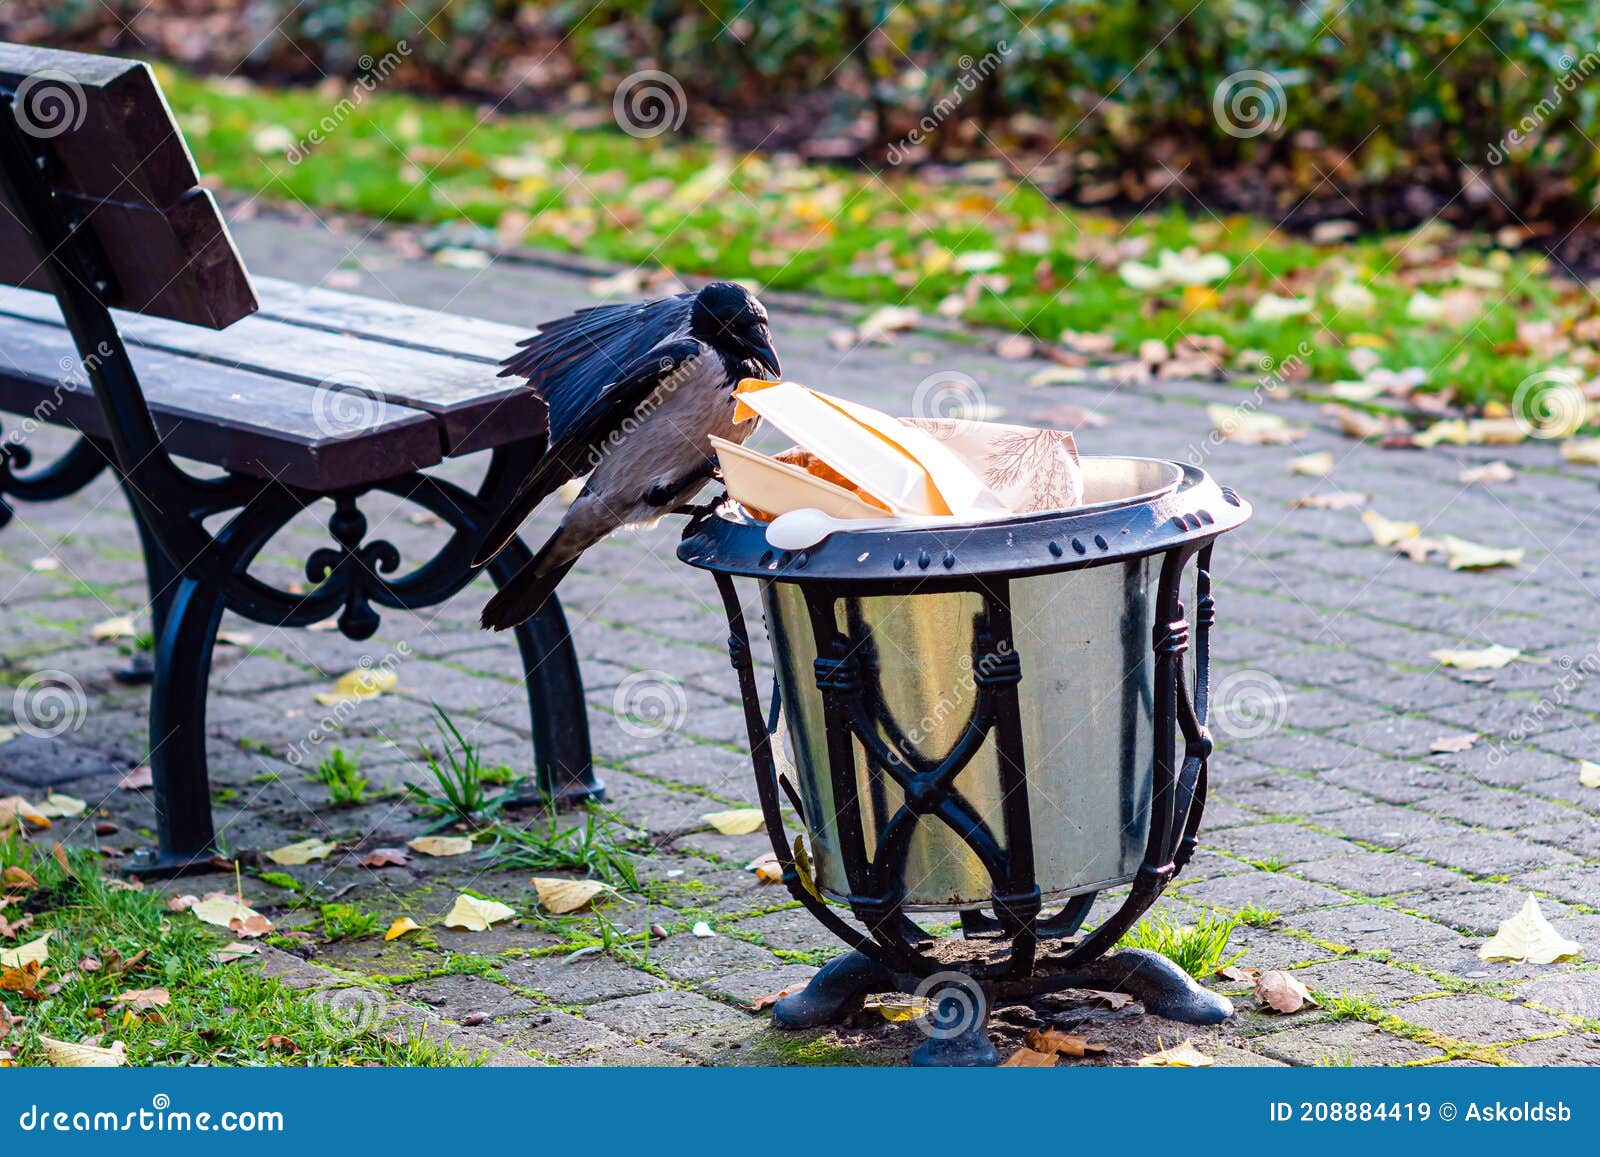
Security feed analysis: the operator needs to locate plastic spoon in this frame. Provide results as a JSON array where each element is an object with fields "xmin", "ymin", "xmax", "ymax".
[{"xmin": 764, "ymin": 508, "xmax": 924, "ymax": 550}]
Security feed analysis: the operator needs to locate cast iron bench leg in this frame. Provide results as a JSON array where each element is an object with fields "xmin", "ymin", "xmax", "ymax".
[
  {"xmin": 486, "ymin": 536, "xmax": 601, "ymax": 804},
  {"xmin": 115, "ymin": 485, "xmax": 178, "ymax": 686}
]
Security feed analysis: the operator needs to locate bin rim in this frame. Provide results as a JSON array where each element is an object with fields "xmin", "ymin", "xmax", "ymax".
[{"xmin": 678, "ymin": 455, "xmax": 1251, "ymax": 586}]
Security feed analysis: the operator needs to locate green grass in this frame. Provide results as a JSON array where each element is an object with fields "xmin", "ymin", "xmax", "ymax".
[
  {"xmin": 152, "ymin": 65, "xmax": 1591, "ymax": 409},
  {"xmin": 406, "ymin": 707, "xmax": 516, "ymax": 828},
  {"xmin": 311, "ymin": 747, "xmax": 369, "ymax": 807},
  {"xmin": 1235, "ymin": 904, "xmax": 1280, "ymax": 928},
  {"xmin": 481, "ymin": 807, "xmax": 642, "ymax": 892},
  {"xmin": 0, "ymin": 840, "xmax": 467, "ymax": 1066},
  {"xmin": 1118, "ymin": 909, "xmax": 1244, "ymax": 980}
]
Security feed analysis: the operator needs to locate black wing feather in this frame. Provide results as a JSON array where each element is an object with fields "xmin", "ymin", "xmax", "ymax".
[{"xmin": 500, "ymin": 293, "xmax": 695, "ymax": 443}]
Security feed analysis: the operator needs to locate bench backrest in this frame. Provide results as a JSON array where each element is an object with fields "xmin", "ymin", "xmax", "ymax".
[{"xmin": 0, "ymin": 42, "xmax": 256, "ymax": 329}]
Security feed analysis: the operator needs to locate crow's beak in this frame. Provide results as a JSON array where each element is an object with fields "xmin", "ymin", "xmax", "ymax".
[{"xmin": 749, "ymin": 326, "xmax": 781, "ymax": 379}]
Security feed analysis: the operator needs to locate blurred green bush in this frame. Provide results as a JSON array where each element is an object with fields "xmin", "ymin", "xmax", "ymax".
[{"xmin": 7, "ymin": 0, "xmax": 1599, "ymax": 232}]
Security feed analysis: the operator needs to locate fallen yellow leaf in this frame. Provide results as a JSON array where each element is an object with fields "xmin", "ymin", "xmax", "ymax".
[
  {"xmin": 1362, "ymin": 509, "xmax": 1420, "ymax": 547},
  {"xmin": 313, "ymin": 667, "xmax": 398, "ymax": 706},
  {"xmin": 746, "ymin": 851, "xmax": 783, "ymax": 884},
  {"xmin": 1561, "ymin": 437, "xmax": 1600, "ymax": 466},
  {"xmin": 266, "ymin": 838, "xmax": 337, "ymax": 866},
  {"xmin": 0, "ymin": 796, "xmax": 50, "ymax": 831},
  {"xmin": 530, "ymin": 878, "xmax": 611, "ymax": 915},
  {"xmin": 1292, "ymin": 491, "xmax": 1368, "ymax": 511},
  {"xmin": 39, "ymin": 1036, "xmax": 126, "ymax": 1067},
  {"xmin": 865, "ymin": 993, "xmax": 929, "ymax": 1023},
  {"xmin": 1431, "ymin": 644, "xmax": 1522, "ymax": 671},
  {"xmin": 0, "ymin": 933, "xmax": 52, "ymax": 969},
  {"xmin": 190, "ymin": 895, "xmax": 266, "ymax": 932},
  {"xmin": 1479, "ymin": 895, "xmax": 1582, "ymax": 964},
  {"xmin": 385, "ymin": 917, "xmax": 422, "ymax": 941},
  {"xmin": 1288, "ymin": 450, "xmax": 1334, "ymax": 477},
  {"xmin": 90, "ymin": 615, "xmax": 138, "ymax": 642},
  {"xmin": 406, "ymin": 835, "xmax": 474, "ymax": 857},
  {"xmin": 1137, "ymin": 1040, "xmax": 1214, "ymax": 1067},
  {"xmin": 1580, "ymin": 761, "xmax": 1600, "ymax": 790},
  {"xmin": 792, "ymin": 835, "xmax": 823, "ymax": 902},
  {"xmin": 1459, "ymin": 461, "xmax": 1516, "ymax": 485},
  {"xmin": 1207, "ymin": 406, "xmax": 1305, "ymax": 445},
  {"xmin": 34, "ymin": 793, "xmax": 85, "ymax": 819},
  {"xmin": 702, "ymin": 808, "xmax": 765, "ymax": 836},
  {"xmin": 1000, "ymin": 1046, "xmax": 1059, "ymax": 1067},
  {"xmin": 1442, "ymin": 536, "xmax": 1524, "ymax": 571},
  {"xmin": 442, "ymin": 894, "xmax": 516, "ymax": 931}
]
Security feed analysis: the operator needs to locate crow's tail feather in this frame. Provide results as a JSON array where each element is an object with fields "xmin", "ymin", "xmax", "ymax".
[{"xmin": 480, "ymin": 522, "xmax": 594, "ymax": 631}]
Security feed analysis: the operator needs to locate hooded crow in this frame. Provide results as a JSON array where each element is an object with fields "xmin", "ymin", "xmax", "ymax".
[{"xmin": 474, "ymin": 281, "xmax": 780, "ymax": 630}]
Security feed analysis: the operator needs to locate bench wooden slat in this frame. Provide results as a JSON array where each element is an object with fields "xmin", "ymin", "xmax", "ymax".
[
  {"xmin": 0, "ymin": 45, "xmax": 197, "ymax": 208},
  {"xmin": 0, "ymin": 286, "xmax": 545, "ymax": 456},
  {"xmin": 253, "ymin": 277, "xmax": 530, "ymax": 364},
  {"xmin": 0, "ymin": 313, "xmax": 442, "ymax": 490}
]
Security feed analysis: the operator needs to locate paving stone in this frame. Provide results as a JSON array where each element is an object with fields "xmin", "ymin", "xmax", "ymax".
[
  {"xmin": 494, "ymin": 954, "xmax": 669, "ymax": 1004},
  {"xmin": 1215, "ymin": 772, "xmax": 1371, "ymax": 817},
  {"xmin": 1288, "ymin": 957, "xmax": 1438, "ymax": 1002},
  {"xmin": 1509, "ymin": 864, "xmax": 1600, "ymax": 906},
  {"xmin": 1394, "ymin": 994, "xmax": 1567, "ymax": 1045},
  {"xmin": 1317, "ymin": 759, "xmax": 1465, "ymax": 805},
  {"xmin": 583, "ymin": 989, "xmax": 767, "ymax": 1061},
  {"xmin": 1228, "ymin": 926, "xmax": 1340, "ymax": 971},
  {"xmin": 1501, "ymin": 1034, "xmax": 1600, "ymax": 1066},
  {"xmin": 1280, "ymin": 688, "xmax": 1390, "ymax": 731},
  {"xmin": 1402, "ymin": 832, "xmax": 1580, "ymax": 876},
  {"xmin": 0, "ymin": 733, "xmax": 123, "ymax": 788},
  {"xmin": 1228, "ymin": 731, "xmax": 1372, "ymax": 774},
  {"xmin": 1311, "ymin": 803, "xmax": 1465, "ymax": 850},
  {"xmin": 1399, "ymin": 882, "xmax": 1572, "ymax": 936},
  {"xmin": 1177, "ymin": 869, "xmax": 1350, "ymax": 915},
  {"xmin": 1288, "ymin": 904, "xmax": 1458, "ymax": 952},
  {"xmin": 1252, "ymin": 1020, "xmax": 1443, "ymax": 1066},
  {"xmin": 1413, "ymin": 787, "xmax": 1578, "ymax": 831},
  {"xmin": 1294, "ymin": 852, "xmax": 1464, "ymax": 897},
  {"xmin": 1206, "ymin": 823, "xmax": 1363, "ymax": 865},
  {"xmin": 502, "ymin": 1008, "xmax": 687, "ymax": 1065},
  {"xmin": 646, "ymin": 930, "xmax": 783, "ymax": 982},
  {"xmin": 1328, "ymin": 716, "xmax": 1463, "ymax": 759},
  {"xmin": 698, "ymin": 963, "xmax": 820, "ymax": 1006},
  {"xmin": 396, "ymin": 974, "xmax": 542, "ymax": 1021},
  {"xmin": 1519, "ymin": 974, "xmax": 1600, "ymax": 1022}
]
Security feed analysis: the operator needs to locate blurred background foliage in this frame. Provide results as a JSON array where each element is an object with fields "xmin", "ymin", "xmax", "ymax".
[{"xmin": 7, "ymin": 0, "xmax": 1600, "ymax": 245}]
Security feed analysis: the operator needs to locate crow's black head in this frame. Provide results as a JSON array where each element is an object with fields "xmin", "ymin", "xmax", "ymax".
[{"xmin": 690, "ymin": 281, "xmax": 780, "ymax": 378}]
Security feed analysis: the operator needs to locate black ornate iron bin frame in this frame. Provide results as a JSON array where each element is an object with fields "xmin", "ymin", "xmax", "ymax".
[
  {"xmin": 0, "ymin": 86, "xmax": 599, "ymax": 877},
  {"xmin": 678, "ymin": 461, "xmax": 1252, "ymax": 1065}
]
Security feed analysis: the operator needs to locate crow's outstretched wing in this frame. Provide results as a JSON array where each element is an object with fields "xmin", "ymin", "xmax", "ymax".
[
  {"xmin": 500, "ymin": 293, "xmax": 695, "ymax": 443},
  {"xmin": 471, "ymin": 337, "xmax": 709, "ymax": 568}
]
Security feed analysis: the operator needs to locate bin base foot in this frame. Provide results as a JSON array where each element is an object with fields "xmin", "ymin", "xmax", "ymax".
[
  {"xmin": 1049, "ymin": 948, "xmax": 1234, "ymax": 1026},
  {"xmin": 120, "ymin": 846, "xmax": 227, "ymax": 880},
  {"xmin": 771, "ymin": 950, "xmax": 895, "ymax": 1029}
]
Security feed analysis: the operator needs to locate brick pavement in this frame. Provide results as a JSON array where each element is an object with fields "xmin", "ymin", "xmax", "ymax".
[{"xmin": 1, "ymin": 212, "xmax": 1597, "ymax": 1066}]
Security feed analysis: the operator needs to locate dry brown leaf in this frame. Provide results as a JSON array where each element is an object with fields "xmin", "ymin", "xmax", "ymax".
[
  {"xmin": 261, "ymin": 1035, "xmax": 301, "ymax": 1054},
  {"xmin": 1137, "ymin": 1040, "xmax": 1214, "ymax": 1067},
  {"xmin": 1084, "ymin": 990, "xmax": 1135, "ymax": 1009},
  {"xmin": 1, "ymin": 961, "xmax": 43, "ymax": 998},
  {"xmin": 39, "ymin": 1036, "xmax": 125, "ymax": 1067},
  {"xmin": 361, "ymin": 847, "xmax": 410, "ymax": 868},
  {"xmin": 1334, "ymin": 406, "xmax": 1389, "ymax": 440},
  {"xmin": 114, "ymin": 987, "xmax": 170, "ymax": 1010},
  {"xmin": 1217, "ymin": 965, "xmax": 1261, "ymax": 983},
  {"xmin": 745, "ymin": 851, "xmax": 783, "ymax": 884},
  {"xmin": 701, "ymin": 808, "xmax": 765, "ymax": 836},
  {"xmin": 1430, "ymin": 733, "xmax": 1479, "ymax": 754},
  {"xmin": 1, "ymin": 866, "xmax": 37, "ymax": 890},
  {"xmin": 1025, "ymin": 1027, "xmax": 1109, "ymax": 1057},
  {"xmin": 531, "ymin": 878, "xmax": 610, "ymax": 915},
  {"xmin": 442, "ymin": 894, "xmax": 516, "ymax": 931},
  {"xmin": 750, "ymin": 983, "xmax": 805, "ymax": 1012},
  {"xmin": 118, "ymin": 766, "xmax": 153, "ymax": 791},
  {"xmin": 1000, "ymin": 1046, "xmax": 1059, "ymax": 1067},
  {"xmin": 166, "ymin": 894, "xmax": 198, "ymax": 912},
  {"xmin": 1255, "ymin": 969, "xmax": 1318, "ymax": 1013},
  {"xmin": 216, "ymin": 942, "xmax": 258, "ymax": 964},
  {"xmin": 406, "ymin": 835, "xmax": 474, "ymax": 857}
]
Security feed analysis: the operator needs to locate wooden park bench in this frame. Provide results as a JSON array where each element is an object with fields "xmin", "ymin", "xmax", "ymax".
[{"xmin": 0, "ymin": 42, "xmax": 600, "ymax": 874}]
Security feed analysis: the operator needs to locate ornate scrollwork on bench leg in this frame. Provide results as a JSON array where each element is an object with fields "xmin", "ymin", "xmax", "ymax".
[{"xmin": 0, "ymin": 429, "xmax": 109, "ymax": 528}]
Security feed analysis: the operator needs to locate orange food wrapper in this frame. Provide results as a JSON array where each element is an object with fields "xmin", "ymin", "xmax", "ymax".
[{"xmin": 722, "ymin": 379, "xmax": 1081, "ymax": 523}]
